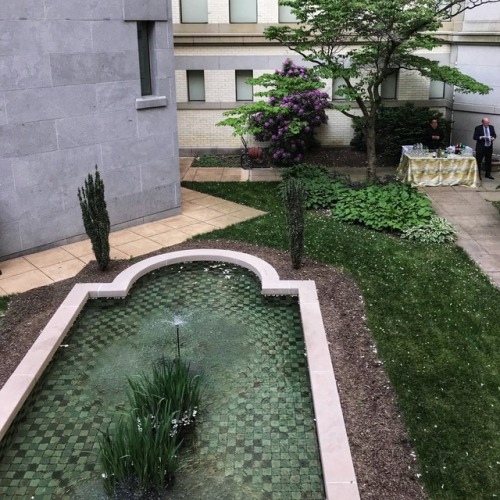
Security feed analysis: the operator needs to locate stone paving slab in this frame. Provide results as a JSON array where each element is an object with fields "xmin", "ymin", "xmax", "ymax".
[{"xmin": 423, "ymin": 185, "xmax": 500, "ymax": 288}]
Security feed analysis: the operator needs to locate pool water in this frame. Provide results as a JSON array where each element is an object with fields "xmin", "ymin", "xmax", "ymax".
[{"xmin": 0, "ymin": 262, "xmax": 324, "ymax": 499}]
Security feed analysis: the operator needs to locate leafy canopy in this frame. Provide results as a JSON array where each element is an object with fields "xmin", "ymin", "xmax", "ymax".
[
  {"xmin": 265, "ymin": 0, "xmax": 498, "ymax": 176},
  {"xmin": 267, "ymin": 0, "xmax": 494, "ymax": 114}
]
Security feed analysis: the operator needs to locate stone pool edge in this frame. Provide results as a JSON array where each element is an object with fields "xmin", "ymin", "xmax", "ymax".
[{"xmin": 0, "ymin": 249, "xmax": 360, "ymax": 500}]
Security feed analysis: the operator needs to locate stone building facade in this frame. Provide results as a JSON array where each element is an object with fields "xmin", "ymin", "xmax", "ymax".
[
  {"xmin": 0, "ymin": 0, "xmax": 180, "ymax": 259},
  {"xmin": 173, "ymin": 0, "xmax": 500, "ymax": 155}
]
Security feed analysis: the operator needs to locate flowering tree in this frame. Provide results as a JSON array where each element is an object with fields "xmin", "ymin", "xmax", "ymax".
[{"xmin": 217, "ymin": 59, "xmax": 331, "ymax": 165}]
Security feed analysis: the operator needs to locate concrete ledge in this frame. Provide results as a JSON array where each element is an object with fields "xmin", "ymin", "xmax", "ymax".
[
  {"xmin": 136, "ymin": 96, "xmax": 167, "ymax": 109},
  {"xmin": 0, "ymin": 249, "xmax": 359, "ymax": 499}
]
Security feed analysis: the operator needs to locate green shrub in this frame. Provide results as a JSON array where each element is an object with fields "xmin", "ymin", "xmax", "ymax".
[
  {"xmin": 192, "ymin": 154, "xmax": 241, "ymax": 168},
  {"xmin": 351, "ymin": 103, "xmax": 452, "ymax": 164},
  {"xmin": 332, "ymin": 183, "xmax": 434, "ymax": 232},
  {"xmin": 401, "ymin": 216, "xmax": 457, "ymax": 243},
  {"xmin": 283, "ymin": 179, "xmax": 306, "ymax": 269},
  {"xmin": 280, "ymin": 163, "xmax": 330, "ymax": 181},
  {"xmin": 280, "ymin": 164, "xmax": 434, "ymax": 232},
  {"xmin": 280, "ymin": 163, "xmax": 349, "ymax": 209},
  {"xmin": 77, "ymin": 166, "xmax": 111, "ymax": 271},
  {"xmin": 99, "ymin": 359, "xmax": 202, "ymax": 496}
]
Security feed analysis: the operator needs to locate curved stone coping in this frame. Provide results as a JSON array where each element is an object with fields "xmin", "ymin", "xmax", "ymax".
[{"xmin": 0, "ymin": 249, "xmax": 359, "ymax": 499}]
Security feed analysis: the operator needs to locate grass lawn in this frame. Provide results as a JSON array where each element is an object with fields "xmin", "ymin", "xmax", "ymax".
[{"xmin": 183, "ymin": 180, "xmax": 500, "ymax": 499}]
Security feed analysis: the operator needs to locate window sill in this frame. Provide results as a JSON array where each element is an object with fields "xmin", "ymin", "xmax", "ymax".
[{"xmin": 135, "ymin": 96, "xmax": 167, "ymax": 110}]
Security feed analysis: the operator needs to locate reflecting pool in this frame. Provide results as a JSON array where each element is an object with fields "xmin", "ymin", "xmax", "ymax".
[{"xmin": 0, "ymin": 262, "xmax": 324, "ymax": 499}]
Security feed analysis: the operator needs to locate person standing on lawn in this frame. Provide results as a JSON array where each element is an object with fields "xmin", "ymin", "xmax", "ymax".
[{"xmin": 473, "ymin": 117, "xmax": 497, "ymax": 180}]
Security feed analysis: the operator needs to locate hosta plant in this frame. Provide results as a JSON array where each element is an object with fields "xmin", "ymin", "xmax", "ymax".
[{"xmin": 401, "ymin": 216, "xmax": 457, "ymax": 243}]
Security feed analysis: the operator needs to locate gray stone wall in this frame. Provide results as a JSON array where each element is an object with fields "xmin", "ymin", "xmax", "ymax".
[
  {"xmin": 449, "ymin": 4, "xmax": 500, "ymax": 146},
  {"xmin": 0, "ymin": 0, "xmax": 180, "ymax": 259}
]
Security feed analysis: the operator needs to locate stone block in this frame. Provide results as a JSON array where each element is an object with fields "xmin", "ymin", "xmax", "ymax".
[
  {"xmin": 0, "ymin": 121, "xmax": 57, "ymax": 159},
  {"xmin": 137, "ymin": 107, "xmax": 172, "ymax": 138},
  {"xmin": 0, "ymin": 54, "xmax": 52, "ymax": 91},
  {"xmin": 140, "ymin": 159, "xmax": 178, "ymax": 191},
  {"xmin": 106, "ymin": 183, "xmax": 180, "ymax": 226},
  {"xmin": 123, "ymin": 0, "xmax": 168, "ymax": 21},
  {"xmin": 50, "ymin": 52, "xmax": 139, "ymax": 86},
  {"xmin": 107, "ymin": 191, "xmax": 146, "ymax": 225},
  {"xmin": 155, "ymin": 49, "xmax": 176, "ymax": 80},
  {"xmin": 16, "ymin": 182, "xmax": 64, "ymax": 219},
  {"xmin": 20, "ymin": 207, "xmax": 85, "ymax": 250},
  {"xmin": 39, "ymin": 21, "xmax": 93, "ymax": 54},
  {"xmin": 12, "ymin": 150, "xmax": 61, "ymax": 190},
  {"xmin": 91, "ymin": 21, "xmax": 138, "ymax": 53},
  {"xmin": 56, "ymin": 109, "xmax": 137, "ymax": 149},
  {"xmin": 101, "ymin": 134, "xmax": 172, "ymax": 169},
  {"xmin": 0, "ymin": 187, "xmax": 23, "ymax": 224},
  {"xmin": 5, "ymin": 84, "xmax": 97, "ymax": 124},
  {"xmin": 0, "ymin": 0, "xmax": 44, "ymax": 20},
  {"xmin": 143, "ymin": 184, "xmax": 181, "ymax": 214},
  {"xmin": 11, "ymin": 145, "xmax": 101, "ymax": 208},
  {"xmin": 0, "ymin": 93, "xmax": 6, "ymax": 126},
  {"xmin": 135, "ymin": 96, "xmax": 167, "ymax": 109},
  {"xmin": 101, "ymin": 166, "xmax": 142, "ymax": 199},
  {"xmin": 44, "ymin": 0, "xmax": 124, "ymax": 20},
  {"xmin": 97, "ymin": 80, "xmax": 141, "ymax": 111},
  {"xmin": 0, "ymin": 222, "xmax": 22, "ymax": 257},
  {"xmin": 0, "ymin": 21, "xmax": 42, "ymax": 57},
  {"xmin": 0, "ymin": 159, "xmax": 13, "ymax": 189},
  {"xmin": 156, "ymin": 78, "xmax": 172, "ymax": 100},
  {"xmin": 153, "ymin": 22, "xmax": 172, "ymax": 50}
]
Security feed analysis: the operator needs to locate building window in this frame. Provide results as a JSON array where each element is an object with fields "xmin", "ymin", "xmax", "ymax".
[
  {"xmin": 187, "ymin": 70, "xmax": 205, "ymax": 101},
  {"xmin": 180, "ymin": 0, "xmax": 208, "ymax": 23},
  {"xmin": 381, "ymin": 71, "xmax": 398, "ymax": 99},
  {"xmin": 137, "ymin": 21, "xmax": 153, "ymax": 96},
  {"xmin": 236, "ymin": 70, "xmax": 253, "ymax": 101},
  {"xmin": 229, "ymin": 0, "xmax": 257, "ymax": 23},
  {"xmin": 332, "ymin": 78, "xmax": 345, "ymax": 100},
  {"xmin": 429, "ymin": 80, "xmax": 445, "ymax": 99},
  {"xmin": 279, "ymin": 5, "xmax": 297, "ymax": 22}
]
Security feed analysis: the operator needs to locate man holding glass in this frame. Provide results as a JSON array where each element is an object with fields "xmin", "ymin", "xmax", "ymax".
[{"xmin": 473, "ymin": 117, "xmax": 497, "ymax": 180}]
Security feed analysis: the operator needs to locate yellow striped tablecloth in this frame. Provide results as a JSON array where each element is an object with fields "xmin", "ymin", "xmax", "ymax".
[{"xmin": 396, "ymin": 154, "xmax": 480, "ymax": 188}]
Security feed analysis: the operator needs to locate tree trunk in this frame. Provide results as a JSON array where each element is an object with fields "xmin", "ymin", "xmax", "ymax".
[{"xmin": 365, "ymin": 125, "xmax": 377, "ymax": 180}]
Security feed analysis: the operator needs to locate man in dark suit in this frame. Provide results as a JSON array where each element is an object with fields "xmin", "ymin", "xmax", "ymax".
[
  {"xmin": 423, "ymin": 118, "xmax": 445, "ymax": 150},
  {"xmin": 473, "ymin": 117, "xmax": 497, "ymax": 180}
]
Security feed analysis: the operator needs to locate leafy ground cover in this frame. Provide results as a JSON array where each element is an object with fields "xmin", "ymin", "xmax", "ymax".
[
  {"xmin": 182, "ymin": 180, "xmax": 500, "ymax": 499},
  {"xmin": 0, "ymin": 296, "xmax": 9, "ymax": 314},
  {"xmin": 191, "ymin": 154, "xmax": 243, "ymax": 168}
]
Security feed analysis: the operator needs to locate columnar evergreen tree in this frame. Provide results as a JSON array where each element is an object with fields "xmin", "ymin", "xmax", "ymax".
[
  {"xmin": 283, "ymin": 178, "xmax": 306, "ymax": 269},
  {"xmin": 266, "ymin": 0, "xmax": 499, "ymax": 178},
  {"xmin": 78, "ymin": 166, "xmax": 111, "ymax": 271}
]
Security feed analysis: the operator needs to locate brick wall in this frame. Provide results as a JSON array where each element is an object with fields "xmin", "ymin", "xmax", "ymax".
[{"xmin": 397, "ymin": 70, "xmax": 430, "ymax": 101}]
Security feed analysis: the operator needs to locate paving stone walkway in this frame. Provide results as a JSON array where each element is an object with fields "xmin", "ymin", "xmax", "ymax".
[{"xmin": 1, "ymin": 159, "xmax": 499, "ymax": 295}]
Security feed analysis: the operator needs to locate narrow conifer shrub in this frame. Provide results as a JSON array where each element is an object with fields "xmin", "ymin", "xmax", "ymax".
[
  {"xmin": 283, "ymin": 178, "xmax": 306, "ymax": 269},
  {"xmin": 77, "ymin": 166, "xmax": 111, "ymax": 271}
]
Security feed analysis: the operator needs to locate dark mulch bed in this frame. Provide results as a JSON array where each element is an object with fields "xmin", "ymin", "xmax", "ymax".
[
  {"xmin": 192, "ymin": 147, "xmax": 395, "ymax": 170},
  {"xmin": 0, "ymin": 239, "xmax": 424, "ymax": 499}
]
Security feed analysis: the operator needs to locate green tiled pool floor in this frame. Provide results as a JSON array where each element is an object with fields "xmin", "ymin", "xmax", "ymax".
[{"xmin": 0, "ymin": 262, "xmax": 324, "ymax": 498}]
